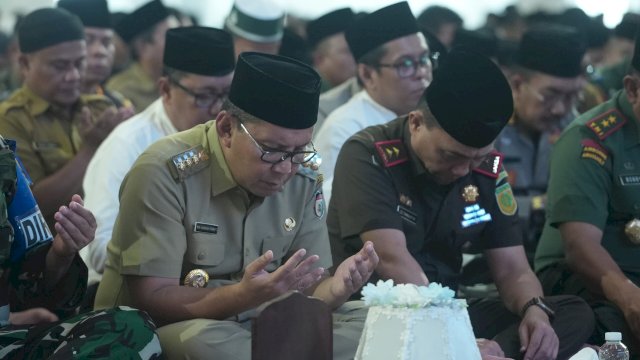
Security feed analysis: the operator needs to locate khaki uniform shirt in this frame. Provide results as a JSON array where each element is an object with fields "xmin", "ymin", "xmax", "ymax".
[
  {"xmin": 0, "ymin": 86, "xmax": 112, "ymax": 184},
  {"xmin": 95, "ymin": 121, "xmax": 330, "ymax": 310},
  {"xmin": 106, "ymin": 63, "xmax": 157, "ymax": 112}
]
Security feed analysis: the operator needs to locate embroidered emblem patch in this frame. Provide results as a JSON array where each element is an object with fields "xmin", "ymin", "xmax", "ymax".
[
  {"xmin": 495, "ymin": 183, "xmax": 517, "ymax": 216},
  {"xmin": 580, "ymin": 139, "xmax": 608, "ymax": 166},
  {"xmin": 314, "ymin": 191, "xmax": 325, "ymax": 218},
  {"xmin": 462, "ymin": 185, "xmax": 479, "ymax": 202},
  {"xmin": 585, "ymin": 109, "xmax": 627, "ymax": 140},
  {"xmin": 374, "ymin": 139, "xmax": 408, "ymax": 167}
]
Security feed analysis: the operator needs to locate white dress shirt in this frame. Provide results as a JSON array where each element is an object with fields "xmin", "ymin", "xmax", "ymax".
[
  {"xmin": 314, "ymin": 90, "xmax": 396, "ymax": 206},
  {"xmin": 82, "ymin": 98, "xmax": 178, "ymax": 283}
]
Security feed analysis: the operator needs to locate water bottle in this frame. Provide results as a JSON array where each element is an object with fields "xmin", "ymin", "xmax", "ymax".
[{"xmin": 599, "ymin": 332, "xmax": 629, "ymax": 360}]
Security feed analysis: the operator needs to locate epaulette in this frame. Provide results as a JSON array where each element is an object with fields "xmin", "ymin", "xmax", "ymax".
[
  {"xmin": 473, "ymin": 152, "xmax": 503, "ymax": 179},
  {"xmin": 297, "ymin": 153, "xmax": 322, "ymax": 185},
  {"xmin": 374, "ymin": 139, "xmax": 408, "ymax": 167},
  {"xmin": 167, "ymin": 145, "xmax": 210, "ymax": 182},
  {"xmin": 586, "ymin": 109, "xmax": 626, "ymax": 140}
]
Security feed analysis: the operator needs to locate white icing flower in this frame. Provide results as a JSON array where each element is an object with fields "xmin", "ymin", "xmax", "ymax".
[{"xmin": 361, "ymin": 280, "xmax": 466, "ymax": 308}]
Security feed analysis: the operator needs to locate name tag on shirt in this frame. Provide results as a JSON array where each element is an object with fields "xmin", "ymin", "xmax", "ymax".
[
  {"xmin": 397, "ymin": 205, "xmax": 417, "ymax": 224},
  {"xmin": 193, "ymin": 222, "xmax": 218, "ymax": 234},
  {"xmin": 620, "ymin": 175, "xmax": 640, "ymax": 186}
]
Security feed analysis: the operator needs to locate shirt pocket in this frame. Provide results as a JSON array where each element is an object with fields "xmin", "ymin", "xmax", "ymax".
[
  {"xmin": 35, "ymin": 145, "xmax": 70, "ymax": 175},
  {"xmin": 261, "ymin": 234, "xmax": 296, "ymax": 271},
  {"xmin": 186, "ymin": 233, "xmax": 225, "ymax": 267}
]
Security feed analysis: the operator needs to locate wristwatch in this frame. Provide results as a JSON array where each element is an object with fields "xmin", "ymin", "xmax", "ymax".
[{"xmin": 521, "ymin": 297, "xmax": 555, "ymax": 322}]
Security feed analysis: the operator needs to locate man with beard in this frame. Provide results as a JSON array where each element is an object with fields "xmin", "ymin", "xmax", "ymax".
[{"xmin": 495, "ymin": 25, "xmax": 587, "ymax": 247}]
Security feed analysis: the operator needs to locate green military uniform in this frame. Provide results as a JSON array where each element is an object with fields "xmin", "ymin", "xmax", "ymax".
[
  {"xmin": 106, "ymin": 63, "xmax": 158, "ymax": 112},
  {"xmin": 535, "ymin": 90, "xmax": 640, "ymax": 348},
  {"xmin": 0, "ymin": 86, "xmax": 113, "ymax": 184},
  {"xmin": 95, "ymin": 121, "xmax": 366, "ymax": 360}
]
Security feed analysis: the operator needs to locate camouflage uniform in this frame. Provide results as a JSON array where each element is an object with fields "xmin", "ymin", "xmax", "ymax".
[{"xmin": 0, "ymin": 136, "xmax": 162, "ymax": 359}]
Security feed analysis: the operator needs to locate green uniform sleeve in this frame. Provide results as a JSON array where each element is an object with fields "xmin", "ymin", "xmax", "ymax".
[
  {"xmin": 0, "ymin": 111, "xmax": 47, "ymax": 183},
  {"xmin": 546, "ymin": 126, "xmax": 611, "ymax": 230}
]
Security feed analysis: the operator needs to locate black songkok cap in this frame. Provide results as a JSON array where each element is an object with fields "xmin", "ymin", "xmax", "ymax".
[
  {"xmin": 164, "ymin": 27, "xmax": 235, "ymax": 76},
  {"xmin": 58, "ymin": 0, "xmax": 112, "ymax": 29},
  {"xmin": 452, "ymin": 29, "xmax": 498, "ymax": 59},
  {"xmin": 229, "ymin": 52, "xmax": 321, "ymax": 129},
  {"xmin": 306, "ymin": 8, "xmax": 355, "ymax": 49},
  {"xmin": 515, "ymin": 25, "xmax": 587, "ymax": 78},
  {"xmin": 115, "ymin": 0, "xmax": 169, "ymax": 43},
  {"xmin": 425, "ymin": 48, "xmax": 513, "ymax": 148},
  {"xmin": 632, "ymin": 27, "xmax": 640, "ymax": 71},
  {"xmin": 345, "ymin": 2, "xmax": 419, "ymax": 62},
  {"xmin": 18, "ymin": 8, "xmax": 84, "ymax": 53},
  {"xmin": 614, "ymin": 17, "xmax": 640, "ymax": 40}
]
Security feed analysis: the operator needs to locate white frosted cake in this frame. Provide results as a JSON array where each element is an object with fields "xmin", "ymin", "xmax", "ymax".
[{"xmin": 355, "ymin": 280, "xmax": 481, "ymax": 360}]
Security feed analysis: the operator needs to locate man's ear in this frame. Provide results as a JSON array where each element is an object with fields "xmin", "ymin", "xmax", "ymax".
[
  {"xmin": 216, "ymin": 111, "xmax": 234, "ymax": 148},
  {"xmin": 158, "ymin": 77, "xmax": 171, "ymax": 101},
  {"xmin": 358, "ymin": 63, "xmax": 376, "ymax": 89},
  {"xmin": 407, "ymin": 110, "xmax": 424, "ymax": 134},
  {"xmin": 623, "ymin": 74, "xmax": 640, "ymax": 105},
  {"xmin": 18, "ymin": 54, "xmax": 30, "ymax": 74}
]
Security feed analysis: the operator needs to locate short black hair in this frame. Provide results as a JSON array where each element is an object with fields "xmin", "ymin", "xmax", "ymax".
[{"xmin": 355, "ymin": 43, "xmax": 388, "ymax": 86}]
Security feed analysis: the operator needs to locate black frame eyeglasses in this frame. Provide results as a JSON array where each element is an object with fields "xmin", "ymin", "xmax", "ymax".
[
  {"xmin": 168, "ymin": 76, "xmax": 229, "ymax": 109},
  {"xmin": 239, "ymin": 121, "xmax": 318, "ymax": 165},
  {"xmin": 375, "ymin": 53, "xmax": 434, "ymax": 78}
]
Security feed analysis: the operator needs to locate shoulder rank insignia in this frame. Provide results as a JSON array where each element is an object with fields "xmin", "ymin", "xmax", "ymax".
[
  {"xmin": 297, "ymin": 153, "xmax": 322, "ymax": 182},
  {"xmin": 374, "ymin": 139, "xmax": 408, "ymax": 167},
  {"xmin": 581, "ymin": 139, "xmax": 608, "ymax": 166},
  {"xmin": 473, "ymin": 152, "xmax": 503, "ymax": 179},
  {"xmin": 586, "ymin": 109, "xmax": 627, "ymax": 140},
  {"xmin": 168, "ymin": 145, "xmax": 210, "ymax": 182}
]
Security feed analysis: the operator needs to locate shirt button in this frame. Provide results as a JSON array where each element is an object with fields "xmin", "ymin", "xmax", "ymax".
[{"xmin": 198, "ymin": 252, "xmax": 205, "ymax": 260}]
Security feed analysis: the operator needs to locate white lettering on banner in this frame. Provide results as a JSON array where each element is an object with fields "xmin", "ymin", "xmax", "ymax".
[
  {"xmin": 492, "ymin": 157, "xmax": 500, "ymax": 173},
  {"xmin": 19, "ymin": 208, "xmax": 53, "ymax": 248}
]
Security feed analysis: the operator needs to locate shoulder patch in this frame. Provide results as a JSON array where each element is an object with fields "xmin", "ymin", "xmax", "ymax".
[
  {"xmin": 473, "ymin": 152, "xmax": 503, "ymax": 179},
  {"xmin": 580, "ymin": 139, "xmax": 608, "ymax": 166},
  {"xmin": 374, "ymin": 139, "xmax": 408, "ymax": 167},
  {"xmin": 495, "ymin": 182, "xmax": 517, "ymax": 216},
  {"xmin": 167, "ymin": 145, "xmax": 210, "ymax": 182},
  {"xmin": 586, "ymin": 109, "xmax": 627, "ymax": 140}
]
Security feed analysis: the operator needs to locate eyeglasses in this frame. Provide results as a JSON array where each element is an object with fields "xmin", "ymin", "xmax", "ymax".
[
  {"xmin": 239, "ymin": 121, "xmax": 317, "ymax": 165},
  {"xmin": 168, "ymin": 76, "xmax": 229, "ymax": 109},
  {"xmin": 376, "ymin": 53, "xmax": 433, "ymax": 78},
  {"xmin": 524, "ymin": 83, "xmax": 582, "ymax": 110}
]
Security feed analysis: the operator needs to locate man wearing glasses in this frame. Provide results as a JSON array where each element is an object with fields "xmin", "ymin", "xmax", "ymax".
[
  {"xmin": 94, "ymin": 52, "xmax": 378, "ymax": 359},
  {"xmin": 314, "ymin": 1, "xmax": 432, "ymax": 205},
  {"xmin": 329, "ymin": 48, "xmax": 594, "ymax": 360},
  {"xmin": 82, "ymin": 27, "xmax": 235, "ymax": 286},
  {"xmin": 495, "ymin": 26, "xmax": 587, "ymax": 249}
]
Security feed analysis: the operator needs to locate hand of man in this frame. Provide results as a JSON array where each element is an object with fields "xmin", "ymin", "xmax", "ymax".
[
  {"xmin": 78, "ymin": 106, "xmax": 127, "ymax": 149},
  {"xmin": 518, "ymin": 306, "xmax": 559, "ymax": 360},
  {"xmin": 330, "ymin": 241, "xmax": 378, "ymax": 299},
  {"xmin": 240, "ymin": 248, "xmax": 325, "ymax": 304},
  {"xmin": 620, "ymin": 287, "xmax": 640, "ymax": 344},
  {"xmin": 477, "ymin": 338, "xmax": 506, "ymax": 358},
  {"xmin": 9, "ymin": 307, "xmax": 58, "ymax": 326},
  {"xmin": 50, "ymin": 194, "xmax": 97, "ymax": 259}
]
